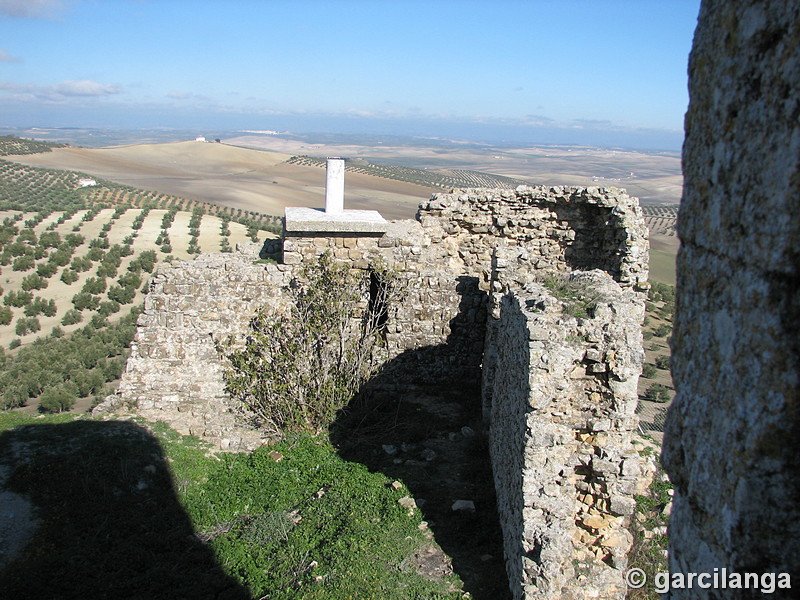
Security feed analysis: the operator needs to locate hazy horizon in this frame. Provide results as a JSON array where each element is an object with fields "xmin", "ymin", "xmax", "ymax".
[{"xmin": 0, "ymin": 1, "xmax": 700, "ymax": 152}]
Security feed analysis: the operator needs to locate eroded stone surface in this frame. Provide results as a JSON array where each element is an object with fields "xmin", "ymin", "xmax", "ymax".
[{"xmin": 662, "ymin": 1, "xmax": 800, "ymax": 597}]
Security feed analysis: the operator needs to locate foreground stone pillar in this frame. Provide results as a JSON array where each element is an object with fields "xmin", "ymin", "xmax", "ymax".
[{"xmin": 662, "ymin": 1, "xmax": 800, "ymax": 598}]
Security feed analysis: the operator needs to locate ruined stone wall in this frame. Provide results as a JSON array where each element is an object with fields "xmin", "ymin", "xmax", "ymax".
[
  {"xmin": 100, "ymin": 185, "xmax": 649, "ymax": 599},
  {"xmin": 415, "ymin": 186, "xmax": 648, "ymax": 289},
  {"xmin": 662, "ymin": 1, "xmax": 800, "ymax": 597},
  {"xmin": 96, "ymin": 243, "xmax": 292, "ymax": 451},
  {"xmin": 283, "ymin": 186, "xmax": 648, "ymax": 389},
  {"xmin": 487, "ymin": 249, "xmax": 645, "ymax": 600}
]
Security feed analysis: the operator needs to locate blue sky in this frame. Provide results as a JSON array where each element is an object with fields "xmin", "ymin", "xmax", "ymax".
[{"xmin": 0, "ymin": 0, "xmax": 701, "ymax": 149}]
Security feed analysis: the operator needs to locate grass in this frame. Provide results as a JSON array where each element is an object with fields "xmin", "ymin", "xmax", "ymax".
[
  {"xmin": 541, "ymin": 274, "xmax": 600, "ymax": 319},
  {"xmin": 0, "ymin": 413, "xmax": 462, "ymax": 600},
  {"xmin": 626, "ymin": 458, "xmax": 672, "ymax": 600}
]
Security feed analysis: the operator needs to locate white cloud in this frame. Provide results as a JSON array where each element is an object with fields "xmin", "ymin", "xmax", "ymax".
[
  {"xmin": 0, "ymin": 0, "xmax": 67, "ymax": 18},
  {"xmin": 54, "ymin": 79, "xmax": 122, "ymax": 97},
  {"xmin": 0, "ymin": 79, "xmax": 123, "ymax": 101},
  {"xmin": 0, "ymin": 48, "xmax": 21, "ymax": 62}
]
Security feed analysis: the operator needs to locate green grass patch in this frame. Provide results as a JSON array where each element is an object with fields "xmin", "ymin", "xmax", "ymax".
[
  {"xmin": 627, "ymin": 459, "xmax": 672, "ymax": 600},
  {"xmin": 0, "ymin": 416, "xmax": 460, "ymax": 599},
  {"xmin": 648, "ymin": 249, "xmax": 676, "ymax": 285},
  {"xmin": 542, "ymin": 275, "xmax": 600, "ymax": 319}
]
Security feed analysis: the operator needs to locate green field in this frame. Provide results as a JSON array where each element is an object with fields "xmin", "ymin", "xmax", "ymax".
[{"xmin": 649, "ymin": 249, "xmax": 677, "ymax": 285}]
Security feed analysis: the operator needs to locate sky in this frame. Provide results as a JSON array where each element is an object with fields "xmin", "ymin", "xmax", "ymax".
[{"xmin": 0, "ymin": 0, "xmax": 701, "ymax": 150}]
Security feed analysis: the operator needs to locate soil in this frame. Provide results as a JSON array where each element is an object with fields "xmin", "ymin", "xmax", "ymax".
[{"xmin": 331, "ymin": 385, "xmax": 511, "ymax": 600}]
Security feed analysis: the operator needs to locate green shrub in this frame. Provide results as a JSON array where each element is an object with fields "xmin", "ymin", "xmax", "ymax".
[
  {"xmin": 3, "ymin": 290, "xmax": 28, "ymax": 308},
  {"xmin": 645, "ymin": 383, "xmax": 671, "ymax": 403},
  {"xmin": 71, "ymin": 292, "xmax": 100, "ymax": 311},
  {"xmin": 0, "ymin": 306, "xmax": 12, "ymax": 325},
  {"xmin": 655, "ymin": 355, "xmax": 671, "ymax": 370},
  {"xmin": 653, "ymin": 324, "xmax": 672, "ymax": 338},
  {"xmin": 86, "ymin": 246, "xmax": 105, "ymax": 261},
  {"xmin": 48, "ymin": 248, "xmax": 72, "ymax": 267},
  {"xmin": 12, "ymin": 255, "xmax": 35, "ymax": 271},
  {"xmin": 36, "ymin": 261, "xmax": 58, "ymax": 278},
  {"xmin": 220, "ymin": 252, "xmax": 400, "ymax": 433},
  {"xmin": 61, "ymin": 308, "xmax": 82, "ymax": 326},
  {"xmin": 38, "ymin": 384, "xmax": 76, "ymax": 413},
  {"xmin": 107, "ymin": 284, "xmax": 135, "ymax": 305},
  {"xmin": 642, "ymin": 364, "xmax": 658, "ymax": 379},
  {"xmin": 70, "ymin": 256, "xmax": 93, "ymax": 272},
  {"xmin": 15, "ymin": 317, "xmax": 40, "ymax": 336},
  {"xmin": 60, "ymin": 268, "xmax": 79, "ymax": 284},
  {"xmin": 97, "ymin": 300, "xmax": 121, "ymax": 316},
  {"xmin": 81, "ymin": 276, "xmax": 107, "ymax": 295},
  {"xmin": 21, "ymin": 273, "xmax": 47, "ymax": 291}
]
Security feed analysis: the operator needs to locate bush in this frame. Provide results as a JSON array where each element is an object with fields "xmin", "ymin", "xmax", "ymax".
[
  {"xmin": 117, "ymin": 272, "xmax": 141, "ymax": 290},
  {"xmin": 15, "ymin": 317, "xmax": 40, "ymax": 336},
  {"xmin": 61, "ymin": 309, "xmax": 83, "ymax": 326},
  {"xmin": 70, "ymin": 256, "xmax": 93, "ymax": 272},
  {"xmin": 86, "ymin": 247, "xmax": 105, "ymax": 261},
  {"xmin": 138, "ymin": 250, "xmax": 157, "ymax": 272},
  {"xmin": 71, "ymin": 292, "xmax": 100, "ymax": 312},
  {"xmin": 60, "ymin": 269, "xmax": 79, "ymax": 285},
  {"xmin": 653, "ymin": 324, "xmax": 672, "ymax": 338},
  {"xmin": 642, "ymin": 364, "xmax": 658, "ymax": 379},
  {"xmin": 107, "ymin": 285, "xmax": 135, "ymax": 305},
  {"xmin": 655, "ymin": 355, "xmax": 671, "ymax": 370},
  {"xmin": 81, "ymin": 276, "xmax": 107, "ymax": 295},
  {"xmin": 12, "ymin": 255, "xmax": 35, "ymax": 271},
  {"xmin": 219, "ymin": 253, "xmax": 400, "ymax": 433},
  {"xmin": 49, "ymin": 248, "xmax": 72, "ymax": 267},
  {"xmin": 36, "ymin": 261, "xmax": 58, "ymax": 278},
  {"xmin": 645, "ymin": 383, "xmax": 671, "ymax": 403},
  {"xmin": 38, "ymin": 384, "xmax": 76, "ymax": 413},
  {"xmin": 21, "ymin": 273, "xmax": 47, "ymax": 291},
  {"xmin": 4, "ymin": 290, "xmax": 33, "ymax": 308},
  {"xmin": 0, "ymin": 306, "xmax": 12, "ymax": 325},
  {"xmin": 97, "ymin": 300, "xmax": 121, "ymax": 316}
]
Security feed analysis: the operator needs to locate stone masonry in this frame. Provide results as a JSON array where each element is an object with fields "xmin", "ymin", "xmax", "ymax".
[
  {"xmin": 662, "ymin": 1, "xmax": 800, "ymax": 597},
  {"xmin": 98, "ymin": 185, "xmax": 649, "ymax": 599},
  {"xmin": 486, "ymin": 254, "xmax": 646, "ymax": 599}
]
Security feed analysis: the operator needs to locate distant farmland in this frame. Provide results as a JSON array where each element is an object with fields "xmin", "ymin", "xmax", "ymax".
[
  {"xmin": 0, "ymin": 140, "xmax": 280, "ymax": 414},
  {"xmin": 0, "ymin": 137, "xmax": 679, "ymax": 414}
]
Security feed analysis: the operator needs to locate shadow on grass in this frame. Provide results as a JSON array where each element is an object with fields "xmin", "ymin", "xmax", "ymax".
[{"xmin": 0, "ymin": 420, "xmax": 250, "ymax": 600}]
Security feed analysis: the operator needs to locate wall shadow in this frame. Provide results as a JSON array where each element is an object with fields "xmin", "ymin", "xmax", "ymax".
[
  {"xmin": 330, "ymin": 276, "xmax": 511, "ymax": 599},
  {"xmin": 552, "ymin": 203, "xmax": 627, "ymax": 280},
  {"xmin": 0, "ymin": 420, "xmax": 250, "ymax": 600}
]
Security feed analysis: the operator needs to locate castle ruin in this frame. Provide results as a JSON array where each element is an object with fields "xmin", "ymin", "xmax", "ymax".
[
  {"xmin": 98, "ymin": 172, "xmax": 649, "ymax": 599},
  {"xmin": 94, "ymin": 1, "xmax": 800, "ymax": 596}
]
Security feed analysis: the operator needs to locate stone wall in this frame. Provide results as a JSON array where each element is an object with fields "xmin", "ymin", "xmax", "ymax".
[
  {"xmin": 486, "ymin": 249, "xmax": 645, "ymax": 600},
  {"xmin": 99, "ymin": 185, "xmax": 649, "ymax": 599},
  {"xmin": 662, "ymin": 1, "xmax": 800, "ymax": 597},
  {"xmin": 283, "ymin": 185, "xmax": 648, "ymax": 390},
  {"xmin": 96, "ymin": 243, "xmax": 292, "ymax": 451}
]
